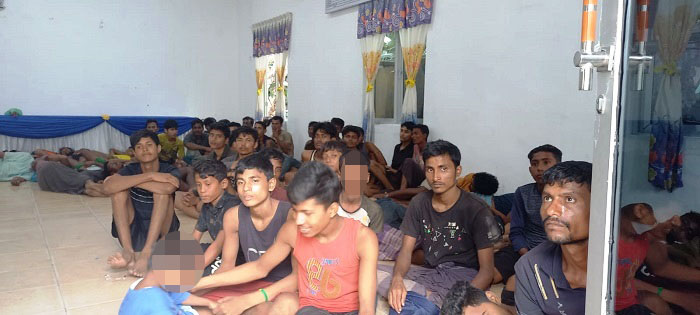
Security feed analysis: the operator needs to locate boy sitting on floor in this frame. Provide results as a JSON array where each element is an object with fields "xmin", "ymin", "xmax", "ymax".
[
  {"xmin": 105, "ymin": 129, "xmax": 181, "ymax": 277},
  {"xmin": 194, "ymin": 162, "xmax": 379, "ymax": 315},
  {"xmin": 119, "ymin": 231, "xmax": 218, "ymax": 315},
  {"xmin": 158, "ymin": 119, "xmax": 185, "ymax": 165},
  {"xmin": 335, "ymin": 149, "xmax": 384, "ymax": 235},
  {"xmin": 259, "ymin": 148, "xmax": 290, "ymax": 201}
]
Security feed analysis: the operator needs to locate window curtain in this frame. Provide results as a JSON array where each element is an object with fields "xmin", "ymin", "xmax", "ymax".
[
  {"xmin": 647, "ymin": 0, "xmax": 698, "ymax": 191},
  {"xmin": 399, "ymin": 24, "xmax": 428, "ymax": 123},
  {"xmin": 253, "ymin": 13, "xmax": 292, "ymax": 120},
  {"xmin": 358, "ymin": 0, "xmax": 433, "ymax": 138},
  {"xmin": 360, "ymin": 35, "xmax": 384, "ymax": 141}
]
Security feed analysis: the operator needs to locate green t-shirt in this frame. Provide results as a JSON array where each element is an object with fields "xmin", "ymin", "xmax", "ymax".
[{"xmin": 157, "ymin": 133, "xmax": 185, "ymax": 162}]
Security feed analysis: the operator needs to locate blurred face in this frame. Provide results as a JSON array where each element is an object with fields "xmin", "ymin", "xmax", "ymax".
[
  {"xmin": 235, "ymin": 134, "xmax": 258, "ymax": 156},
  {"xmin": 341, "ymin": 164, "xmax": 368, "ymax": 196},
  {"xmin": 242, "ymin": 119, "xmax": 254, "ymax": 128},
  {"xmin": 271, "ymin": 120, "xmax": 282, "ymax": 132},
  {"xmin": 270, "ymin": 158, "xmax": 283, "ymax": 180},
  {"xmin": 293, "ymin": 198, "xmax": 338, "ymax": 238},
  {"xmin": 342, "ymin": 131, "xmax": 362, "ymax": 149},
  {"xmin": 208, "ymin": 129, "xmax": 227, "ymax": 150},
  {"xmin": 254, "ymin": 123, "xmax": 266, "ymax": 137},
  {"xmin": 400, "ymin": 126, "xmax": 412, "ymax": 143},
  {"xmin": 529, "ymin": 152, "xmax": 557, "ymax": 184},
  {"xmin": 634, "ymin": 205, "xmax": 657, "ymax": 225},
  {"xmin": 412, "ymin": 128, "xmax": 427, "ymax": 145},
  {"xmin": 152, "ymin": 252, "xmax": 205, "ymax": 293},
  {"xmin": 195, "ymin": 175, "xmax": 228, "ymax": 204},
  {"xmin": 322, "ymin": 150, "xmax": 342, "ymax": 174},
  {"xmin": 165, "ymin": 127, "xmax": 178, "ymax": 138},
  {"xmin": 236, "ymin": 168, "xmax": 274, "ymax": 208},
  {"xmin": 333, "ymin": 123, "xmax": 343, "ymax": 134},
  {"xmin": 308, "ymin": 125, "xmax": 315, "ymax": 138},
  {"xmin": 425, "ymin": 153, "xmax": 461, "ymax": 194},
  {"xmin": 146, "ymin": 122, "xmax": 158, "ymax": 133},
  {"xmin": 59, "ymin": 147, "xmax": 73, "ymax": 156},
  {"xmin": 314, "ymin": 130, "xmax": 334, "ymax": 150},
  {"xmin": 191, "ymin": 123, "xmax": 204, "ymax": 135},
  {"xmin": 541, "ymin": 181, "xmax": 591, "ymax": 244},
  {"xmin": 132, "ymin": 137, "xmax": 161, "ymax": 163}
]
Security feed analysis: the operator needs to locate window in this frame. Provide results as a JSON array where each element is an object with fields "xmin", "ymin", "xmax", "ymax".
[{"xmin": 373, "ymin": 32, "xmax": 426, "ymax": 123}]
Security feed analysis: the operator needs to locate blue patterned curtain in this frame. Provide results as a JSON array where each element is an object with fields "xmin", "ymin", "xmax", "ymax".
[
  {"xmin": 357, "ymin": 0, "xmax": 433, "ymax": 39},
  {"xmin": 0, "ymin": 116, "xmax": 194, "ymax": 139},
  {"xmin": 253, "ymin": 13, "xmax": 292, "ymax": 58},
  {"xmin": 107, "ymin": 116, "xmax": 194, "ymax": 136}
]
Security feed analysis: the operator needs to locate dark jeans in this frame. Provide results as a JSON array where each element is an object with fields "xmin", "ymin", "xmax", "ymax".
[
  {"xmin": 388, "ymin": 291, "xmax": 440, "ymax": 315},
  {"xmin": 296, "ymin": 306, "xmax": 358, "ymax": 315}
]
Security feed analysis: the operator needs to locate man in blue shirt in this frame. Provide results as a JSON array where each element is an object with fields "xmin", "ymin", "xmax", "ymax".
[{"xmin": 514, "ymin": 161, "xmax": 592, "ymax": 314}]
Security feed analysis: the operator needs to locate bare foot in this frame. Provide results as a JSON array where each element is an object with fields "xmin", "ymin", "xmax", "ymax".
[
  {"xmin": 129, "ymin": 252, "xmax": 149, "ymax": 277},
  {"xmin": 108, "ymin": 249, "xmax": 134, "ymax": 269}
]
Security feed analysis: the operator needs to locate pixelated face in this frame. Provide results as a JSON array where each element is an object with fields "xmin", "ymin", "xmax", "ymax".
[
  {"xmin": 208, "ymin": 129, "xmax": 227, "ymax": 150},
  {"xmin": 322, "ymin": 150, "xmax": 343, "ymax": 174},
  {"xmin": 529, "ymin": 151, "xmax": 557, "ymax": 184},
  {"xmin": 254, "ymin": 123, "xmax": 266, "ymax": 137},
  {"xmin": 146, "ymin": 122, "xmax": 159, "ymax": 133},
  {"xmin": 541, "ymin": 181, "xmax": 591, "ymax": 244},
  {"xmin": 165, "ymin": 127, "xmax": 178, "ymax": 138},
  {"xmin": 313, "ymin": 130, "xmax": 333, "ymax": 150},
  {"xmin": 236, "ymin": 168, "xmax": 274, "ymax": 208},
  {"xmin": 195, "ymin": 175, "xmax": 228, "ymax": 204},
  {"xmin": 191, "ymin": 123, "xmax": 204, "ymax": 135},
  {"xmin": 411, "ymin": 128, "xmax": 427, "ymax": 145},
  {"xmin": 271, "ymin": 120, "xmax": 282, "ymax": 132},
  {"xmin": 269, "ymin": 158, "xmax": 283, "ymax": 180},
  {"xmin": 425, "ymin": 153, "xmax": 461, "ymax": 194},
  {"xmin": 293, "ymin": 198, "xmax": 337, "ymax": 238},
  {"xmin": 400, "ymin": 126, "xmax": 412, "ymax": 142},
  {"xmin": 133, "ymin": 137, "xmax": 161, "ymax": 163},
  {"xmin": 235, "ymin": 134, "xmax": 258, "ymax": 156},
  {"xmin": 342, "ymin": 131, "xmax": 361, "ymax": 149},
  {"xmin": 341, "ymin": 164, "xmax": 368, "ymax": 196},
  {"xmin": 462, "ymin": 302, "xmax": 512, "ymax": 315},
  {"xmin": 151, "ymin": 234, "xmax": 205, "ymax": 293}
]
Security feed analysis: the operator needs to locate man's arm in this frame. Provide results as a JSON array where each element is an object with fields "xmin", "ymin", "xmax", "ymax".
[
  {"xmin": 383, "ymin": 187, "xmax": 428, "ymax": 200},
  {"xmin": 102, "ymin": 173, "xmax": 151, "ymax": 195},
  {"xmin": 214, "ymin": 261, "xmax": 299, "ymax": 314},
  {"xmin": 471, "ymin": 247, "xmax": 495, "ymax": 290},
  {"xmin": 218, "ymin": 207, "xmax": 241, "ymax": 272},
  {"xmin": 509, "ymin": 189, "xmax": 529, "ymax": 255},
  {"xmin": 357, "ymin": 225, "xmax": 379, "ymax": 315},
  {"xmin": 192, "ymin": 229, "xmax": 204, "ymax": 242},
  {"xmin": 388, "ymin": 235, "xmax": 417, "ymax": 313},
  {"xmin": 365, "ymin": 142, "xmax": 387, "ymax": 166},
  {"xmin": 193, "ymin": 220, "xmax": 296, "ymax": 291},
  {"xmin": 646, "ymin": 240, "xmax": 700, "ymax": 282},
  {"xmin": 203, "ymin": 231, "xmax": 225, "ymax": 267}
]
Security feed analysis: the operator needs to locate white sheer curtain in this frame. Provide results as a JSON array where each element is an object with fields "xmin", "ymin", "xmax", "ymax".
[
  {"xmin": 255, "ymin": 55, "xmax": 270, "ymax": 121},
  {"xmin": 274, "ymin": 51, "xmax": 289, "ymax": 118},
  {"xmin": 399, "ymin": 24, "xmax": 429, "ymax": 123},
  {"xmin": 0, "ymin": 123, "xmax": 132, "ymax": 153},
  {"xmin": 361, "ymin": 34, "xmax": 383, "ymax": 142}
]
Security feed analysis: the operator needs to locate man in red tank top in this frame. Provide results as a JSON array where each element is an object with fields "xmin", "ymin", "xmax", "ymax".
[{"xmin": 193, "ymin": 162, "xmax": 378, "ymax": 315}]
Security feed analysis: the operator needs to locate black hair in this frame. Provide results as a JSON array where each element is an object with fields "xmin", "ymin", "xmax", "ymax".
[
  {"xmin": 209, "ymin": 121, "xmax": 231, "ymax": 139},
  {"xmin": 472, "ymin": 172, "xmax": 499, "ymax": 196},
  {"xmin": 59, "ymin": 147, "xmax": 75, "ymax": 156},
  {"xmin": 232, "ymin": 126, "xmax": 259, "ymax": 143},
  {"xmin": 271, "ymin": 116, "xmax": 284, "ymax": 124},
  {"xmin": 148, "ymin": 231, "xmax": 203, "ymax": 271},
  {"xmin": 341, "ymin": 125, "xmax": 365, "ymax": 138},
  {"xmin": 339, "ymin": 149, "xmax": 369, "ymax": 169},
  {"xmin": 414, "ymin": 124, "xmax": 429, "ymax": 137},
  {"xmin": 203, "ymin": 117, "xmax": 216, "ymax": 126},
  {"xmin": 235, "ymin": 153, "xmax": 274, "ymax": 181},
  {"xmin": 528, "ymin": 144, "xmax": 563, "ymax": 162},
  {"xmin": 313, "ymin": 122, "xmax": 338, "ymax": 139},
  {"xmin": 145, "ymin": 119, "xmax": 158, "ymax": 127},
  {"xmin": 542, "ymin": 161, "xmax": 592, "ymax": 190},
  {"xmin": 441, "ymin": 281, "xmax": 492, "ymax": 315},
  {"xmin": 255, "ymin": 121, "xmax": 267, "ymax": 129},
  {"xmin": 218, "ymin": 119, "xmax": 231, "ymax": 126},
  {"xmin": 242, "ymin": 116, "xmax": 254, "ymax": 123},
  {"xmin": 259, "ymin": 148, "xmax": 285, "ymax": 163},
  {"xmin": 191, "ymin": 118, "xmax": 203, "ymax": 128},
  {"xmin": 321, "ymin": 140, "xmax": 347, "ymax": 155},
  {"xmin": 620, "ymin": 203, "xmax": 653, "ymax": 218},
  {"xmin": 229, "ymin": 122, "xmax": 241, "ymax": 128},
  {"xmin": 330, "ymin": 117, "xmax": 345, "ymax": 128},
  {"xmin": 193, "ymin": 159, "xmax": 228, "ymax": 181},
  {"xmin": 401, "ymin": 121, "xmax": 416, "ymax": 130},
  {"xmin": 130, "ymin": 129, "xmax": 160, "ymax": 148},
  {"xmin": 163, "ymin": 119, "xmax": 178, "ymax": 130},
  {"xmin": 422, "ymin": 140, "xmax": 461, "ymax": 167},
  {"xmin": 287, "ymin": 162, "xmax": 342, "ymax": 208},
  {"xmin": 308, "ymin": 121, "xmax": 319, "ymax": 128}
]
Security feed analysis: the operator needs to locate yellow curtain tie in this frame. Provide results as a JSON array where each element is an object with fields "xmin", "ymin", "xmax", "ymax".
[
  {"xmin": 654, "ymin": 62, "xmax": 678, "ymax": 76},
  {"xmin": 257, "ymin": 88, "xmax": 262, "ymax": 96},
  {"xmin": 101, "ymin": 114, "xmax": 110, "ymax": 120},
  {"xmin": 405, "ymin": 79, "xmax": 416, "ymax": 88},
  {"xmin": 277, "ymin": 86, "xmax": 284, "ymax": 91},
  {"xmin": 366, "ymin": 83, "xmax": 374, "ymax": 93}
]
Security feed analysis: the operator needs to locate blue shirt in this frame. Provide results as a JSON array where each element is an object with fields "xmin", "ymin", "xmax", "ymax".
[
  {"xmin": 119, "ymin": 279, "xmax": 193, "ymax": 315},
  {"xmin": 509, "ymin": 183, "xmax": 548, "ymax": 252},
  {"xmin": 0, "ymin": 152, "xmax": 34, "ymax": 181}
]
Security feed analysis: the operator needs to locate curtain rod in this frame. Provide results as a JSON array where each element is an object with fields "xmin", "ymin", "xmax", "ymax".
[{"xmin": 252, "ymin": 12, "xmax": 293, "ymax": 31}]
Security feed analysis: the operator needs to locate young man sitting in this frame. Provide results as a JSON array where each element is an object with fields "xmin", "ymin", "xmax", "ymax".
[
  {"xmin": 386, "ymin": 124, "xmax": 430, "ymax": 191},
  {"xmin": 304, "ymin": 121, "xmax": 319, "ymax": 151},
  {"xmin": 105, "ymin": 129, "xmax": 181, "ymax": 277},
  {"xmin": 203, "ymin": 117, "xmax": 217, "ymax": 133},
  {"xmin": 242, "ymin": 116, "xmax": 254, "ymax": 128},
  {"xmin": 259, "ymin": 148, "xmax": 290, "ymax": 201},
  {"xmin": 514, "ymin": 161, "xmax": 591, "ymax": 314},
  {"xmin": 193, "ymin": 154, "xmax": 297, "ymax": 314},
  {"xmin": 386, "ymin": 140, "xmax": 501, "ymax": 313},
  {"xmin": 157, "ymin": 119, "xmax": 185, "ymax": 165},
  {"xmin": 191, "ymin": 159, "xmax": 241, "ymax": 276},
  {"xmin": 145, "ymin": 119, "xmax": 159, "ymax": 134},
  {"xmin": 227, "ymin": 126, "xmax": 259, "ymax": 174},
  {"xmin": 441, "ymin": 281, "xmax": 513, "ymax": 315},
  {"xmin": 302, "ymin": 121, "xmax": 339, "ymax": 163},
  {"xmin": 194, "ymin": 162, "xmax": 379, "ymax": 315},
  {"xmin": 371, "ymin": 122, "xmax": 415, "ymax": 192},
  {"xmin": 254, "ymin": 121, "xmax": 279, "ymax": 151},
  {"xmin": 184, "ymin": 118, "xmax": 211, "ymax": 163},
  {"xmin": 331, "ymin": 117, "xmax": 345, "ymax": 138},
  {"xmin": 270, "ymin": 115, "xmax": 294, "ymax": 157},
  {"xmin": 335, "ymin": 149, "xmax": 384, "ymax": 235}
]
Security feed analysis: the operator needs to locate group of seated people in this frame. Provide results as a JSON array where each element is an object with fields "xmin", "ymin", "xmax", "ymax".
[{"xmin": 2, "ymin": 115, "xmax": 699, "ymax": 315}]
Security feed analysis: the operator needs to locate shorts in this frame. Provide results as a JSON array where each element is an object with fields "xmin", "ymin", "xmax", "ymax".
[
  {"xmin": 201, "ymin": 280, "xmax": 272, "ymax": 301},
  {"xmin": 493, "ymin": 246, "xmax": 519, "ymax": 282},
  {"xmin": 111, "ymin": 198, "xmax": 180, "ymax": 252}
]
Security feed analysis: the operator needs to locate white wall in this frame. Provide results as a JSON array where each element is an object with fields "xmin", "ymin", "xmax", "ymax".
[
  {"xmin": 0, "ymin": 0, "xmax": 243, "ymax": 119},
  {"xmin": 242, "ymin": 0, "xmax": 596, "ymax": 193}
]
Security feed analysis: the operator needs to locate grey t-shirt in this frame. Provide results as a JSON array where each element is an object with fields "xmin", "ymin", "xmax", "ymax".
[
  {"xmin": 195, "ymin": 192, "xmax": 241, "ymax": 240},
  {"xmin": 238, "ymin": 200, "xmax": 293, "ymax": 282}
]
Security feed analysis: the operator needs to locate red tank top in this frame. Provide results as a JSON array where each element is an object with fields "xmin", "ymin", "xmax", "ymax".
[
  {"xmin": 615, "ymin": 234, "xmax": 650, "ymax": 311},
  {"xmin": 294, "ymin": 218, "xmax": 361, "ymax": 313}
]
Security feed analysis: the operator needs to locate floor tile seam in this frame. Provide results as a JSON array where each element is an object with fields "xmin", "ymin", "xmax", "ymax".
[{"xmin": 65, "ymin": 297, "xmax": 123, "ymax": 310}]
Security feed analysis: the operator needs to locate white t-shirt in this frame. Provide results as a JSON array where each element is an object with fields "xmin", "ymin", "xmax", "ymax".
[{"xmin": 337, "ymin": 205, "xmax": 371, "ymax": 227}]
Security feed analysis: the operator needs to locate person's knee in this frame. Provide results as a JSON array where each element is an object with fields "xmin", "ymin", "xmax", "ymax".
[
  {"xmin": 111, "ymin": 189, "xmax": 129, "ymax": 201},
  {"xmin": 270, "ymin": 292, "xmax": 299, "ymax": 314}
]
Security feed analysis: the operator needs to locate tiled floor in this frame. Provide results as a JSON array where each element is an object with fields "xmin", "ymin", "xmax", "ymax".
[{"xmin": 0, "ymin": 182, "xmax": 200, "ymax": 315}]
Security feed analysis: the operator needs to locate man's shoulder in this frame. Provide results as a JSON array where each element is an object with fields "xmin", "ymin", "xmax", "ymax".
[
  {"xmin": 517, "ymin": 241, "xmax": 557, "ymax": 268},
  {"xmin": 515, "ymin": 183, "xmax": 538, "ymax": 194},
  {"xmin": 361, "ymin": 196, "xmax": 381, "ymax": 211},
  {"xmin": 408, "ymin": 191, "xmax": 432, "ymax": 207},
  {"xmin": 158, "ymin": 162, "xmax": 177, "ymax": 173}
]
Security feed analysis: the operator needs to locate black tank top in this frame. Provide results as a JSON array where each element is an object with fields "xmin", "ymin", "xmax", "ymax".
[{"xmin": 238, "ymin": 200, "xmax": 293, "ymax": 282}]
